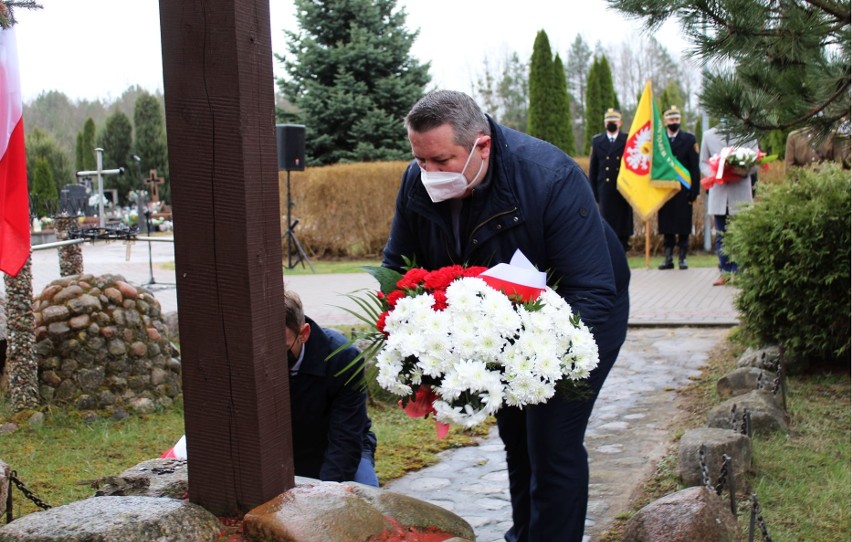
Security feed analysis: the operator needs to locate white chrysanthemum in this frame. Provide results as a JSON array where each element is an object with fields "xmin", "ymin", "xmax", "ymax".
[
  {"xmin": 416, "ymin": 351, "xmax": 446, "ymax": 378},
  {"xmin": 445, "ymin": 279, "xmax": 481, "ymax": 311},
  {"xmin": 375, "ymin": 351, "xmax": 411, "ymax": 396},
  {"xmin": 452, "ymin": 329, "xmax": 481, "ymax": 361}
]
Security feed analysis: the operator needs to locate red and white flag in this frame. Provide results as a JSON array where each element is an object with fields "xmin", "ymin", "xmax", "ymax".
[{"xmin": 0, "ymin": 27, "xmax": 29, "ymax": 276}]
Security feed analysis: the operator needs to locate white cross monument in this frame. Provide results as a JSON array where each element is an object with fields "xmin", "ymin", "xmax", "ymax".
[{"xmin": 76, "ymin": 148, "xmax": 124, "ymax": 228}]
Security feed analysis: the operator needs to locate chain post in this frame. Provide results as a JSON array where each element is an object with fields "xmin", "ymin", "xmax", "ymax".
[
  {"xmin": 741, "ymin": 408, "xmax": 752, "ymax": 438},
  {"xmin": 773, "ymin": 362, "xmax": 787, "ymax": 412},
  {"xmin": 749, "ymin": 493, "xmax": 773, "ymax": 542},
  {"xmin": 5, "ymin": 473, "xmax": 11, "ymax": 525},
  {"xmin": 716, "ymin": 454, "xmax": 737, "ymax": 516},
  {"xmin": 730, "ymin": 403, "xmax": 738, "ymax": 431}
]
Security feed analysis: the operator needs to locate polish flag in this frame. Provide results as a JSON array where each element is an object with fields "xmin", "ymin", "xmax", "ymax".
[{"xmin": 0, "ymin": 27, "xmax": 29, "ymax": 277}]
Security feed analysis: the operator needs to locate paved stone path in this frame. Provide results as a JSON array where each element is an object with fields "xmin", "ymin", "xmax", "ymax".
[
  {"xmin": 12, "ymin": 239, "xmax": 738, "ymax": 541},
  {"xmin": 383, "ymin": 327, "xmax": 729, "ymax": 542}
]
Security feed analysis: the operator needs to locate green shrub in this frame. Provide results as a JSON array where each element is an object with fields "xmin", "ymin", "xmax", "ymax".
[{"xmin": 726, "ymin": 163, "xmax": 851, "ymax": 369}]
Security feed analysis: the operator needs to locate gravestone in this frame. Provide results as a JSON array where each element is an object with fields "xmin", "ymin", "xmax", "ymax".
[{"xmin": 60, "ymin": 184, "xmax": 89, "ymax": 216}]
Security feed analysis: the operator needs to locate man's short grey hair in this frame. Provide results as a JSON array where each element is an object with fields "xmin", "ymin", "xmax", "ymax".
[
  {"xmin": 405, "ymin": 90, "xmax": 491, "ymax": 148},
  {"xmin": 283, "ymin": 288, "xmax": 306, "ymax": 334}
]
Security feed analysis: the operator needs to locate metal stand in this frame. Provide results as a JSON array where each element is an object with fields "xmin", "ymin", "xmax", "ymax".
[
  {"xmin": 283, "ymin": 170, "xmax": 314, "ymax": 272},
  {"xmin": 145, "ymin": 209, "xmax": 156, "ymax": 285}
]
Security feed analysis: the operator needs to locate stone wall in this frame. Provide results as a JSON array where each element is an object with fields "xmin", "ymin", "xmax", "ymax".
[{"xmin": 32, "ymin": 274, "xmax": 181, "ymax": 414}]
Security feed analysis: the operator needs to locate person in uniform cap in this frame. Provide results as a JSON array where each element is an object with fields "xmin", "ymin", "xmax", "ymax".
[
  {"xmin": 588, "ymin": 108, "xmax": 633, "ymax": 251},
  {"xmin": 656, "ymin": 105, "xmax": 701, "ymax": 269}
]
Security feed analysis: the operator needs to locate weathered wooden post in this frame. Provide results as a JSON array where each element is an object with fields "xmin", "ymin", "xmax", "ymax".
[{"xmin": 158, "ymin": 0, "xmax": 294, "ymax": 516}]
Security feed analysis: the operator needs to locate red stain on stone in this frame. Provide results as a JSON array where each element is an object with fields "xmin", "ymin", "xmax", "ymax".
[
  {"xmin": 370, "ymin": 516, "xmax": 460, "ymax": 542},
  {"xmin": 216, "ymin": 516, "xmax": 248, "ymax": 541}
]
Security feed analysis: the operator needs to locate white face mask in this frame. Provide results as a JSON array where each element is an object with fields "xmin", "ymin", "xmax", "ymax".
[{"xmin": 419, "ymin": 138, "xmax": 484, "ymax": 203}]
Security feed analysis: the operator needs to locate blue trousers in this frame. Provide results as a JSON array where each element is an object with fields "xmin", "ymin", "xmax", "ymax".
[
  {"xmin": 714, "ymin": 214, "xmax": 738, "ymax": 273},
  {"xmin": 354, "ymin": 454, "xmax": 379, "ymax": 487},
  {"xmin": 497, "ymin": 288, "xmax": 629, "ymax": 542}
]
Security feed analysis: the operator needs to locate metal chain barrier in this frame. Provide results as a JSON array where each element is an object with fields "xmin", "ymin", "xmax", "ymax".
[
  {"xmin": 740, "ymin": 407, "xmax": 752, "ymax": 437},
  {"xmin": 7, "ymin": 471, "xmax": 52, "ymax": 524},
  {"xmin": 730, "ymin": 403, "xmax": 738, "ymax": 431},
  {"xmin": 772, "ymin": 361, "xmax": 787, "ymax": 412},
  {"xmin": 698, "ymin": 444, "xmax": 714, "ymax": 491},
  {"xmin": 714, "ymin": 454, "xmax": 737, "ymax": 515},
  {"xmin": 748, "ymin": 493, "xmax": 773, "ymax": 542}
]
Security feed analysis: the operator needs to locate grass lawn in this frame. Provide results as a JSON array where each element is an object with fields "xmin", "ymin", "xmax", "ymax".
[{"xmin": 0, "ymin": 395, "xmax": 488, "ymax": 520}]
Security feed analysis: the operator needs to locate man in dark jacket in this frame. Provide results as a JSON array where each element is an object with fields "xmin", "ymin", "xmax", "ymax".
[
  {"xmin": 657, "ymin": 106, "xmax": 701, "ymax": 269},
  {"xmin": 383, "ymin": 90, "xmax": 630, "ymax": 542},
  {"xmin": 588, "ymin": 108, "xmax": 633, "ymax": 251},
  {"xmin": 284, "ymin": 289, "xmax": 378, "ymax": 486}
]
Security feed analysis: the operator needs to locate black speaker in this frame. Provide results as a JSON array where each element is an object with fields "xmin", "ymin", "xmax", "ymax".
[{"xmin": 276, "ymin": 124, "xmax": 306, "ymax": 171}]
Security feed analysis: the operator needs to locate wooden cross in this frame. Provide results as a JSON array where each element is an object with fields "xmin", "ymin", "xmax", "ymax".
[
  {"xmin": 144, "ymin": 169, "xmax": 165, "ymax": 202},
  {"xmin": 160, "ymin": 0, "xmax": 293, "ymax": 516}
]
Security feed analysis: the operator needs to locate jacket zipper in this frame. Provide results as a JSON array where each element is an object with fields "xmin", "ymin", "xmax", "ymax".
[{"xmin": 468, "ymin": 207, "xmax": 519, "ymax": 246}]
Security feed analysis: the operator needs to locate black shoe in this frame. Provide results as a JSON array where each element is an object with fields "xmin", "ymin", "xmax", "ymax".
[
  {"xmin": 658, "ymin": 260, "xmax": 674, "ymax": 270},
  {"xmin": 678, "ymin": 259, "xmax": 688, "ymax": 270}
]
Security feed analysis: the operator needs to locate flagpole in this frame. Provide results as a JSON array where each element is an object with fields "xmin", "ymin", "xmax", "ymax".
[{"xmin": 645, "ymin": 220, "xmax": 651, "ymax": 268}]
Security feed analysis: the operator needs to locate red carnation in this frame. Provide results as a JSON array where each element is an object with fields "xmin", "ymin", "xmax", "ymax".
[
  {"xmin": 424, "ymin": 265, "xmax": 465, "ymax": 291},
  {"xmin": 386, "ymin": 289, "xmax": 405, "ymax": 307},
  {"xmin": 463, "ymin": 266, "xmax": 489, "ymax": 277},
  {"xmin": 432, "ymin": 289, "xmax": 448, "ymax": 311},
  {"xmin": 397, "ymin": 268, "xmax": 429, "ymax": 290},
  {"xmin": 376, "ymin": 311, "xmax": 389, "ymax": 334}
]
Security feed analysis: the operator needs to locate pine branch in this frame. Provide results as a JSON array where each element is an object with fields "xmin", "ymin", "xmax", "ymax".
[
  {"xmin": 802, "ymin": 0, "xmax": 851, "ymax": 22},
  {"xmin": 0, "ymin": 1, "xmax": 42, "ymax": 29}
]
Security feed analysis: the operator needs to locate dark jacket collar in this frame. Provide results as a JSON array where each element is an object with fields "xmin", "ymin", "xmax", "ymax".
[{"xmin": 295, "ymin": 317, "xmax": 331, "ymax": 377}]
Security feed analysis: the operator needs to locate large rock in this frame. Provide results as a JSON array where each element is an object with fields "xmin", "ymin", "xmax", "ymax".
[
  {"xmin": 706, "ymin": 390, "xmax": 789, "ymax": 435},
  {"xmin": 736, "ymin": 345, "xmax": 782, "ymax": 371},
  {"xmin": 92, "ymin": 458, "xmax": 188, "ymax": 499},
  {"xmin": 244, "ymin": 477, "xmax": 475, "ymax": 542},
  {"xmin": 677, "ymin": 427, "xmax": 752, "ymax": 487},
  {"xmin": 716, "ymin": 367, "xmax": 784, "ymax": 409},
  {"xmin": 0, "ymin": 496, "xmax": 221, "ymax": 542},
  {"xmin": 623, "ymin": 486, "xmax": 738, "ymax": 542},
  {"xmin": 0, "ymin": 461, "xmax": 8, "ymax": 515}
]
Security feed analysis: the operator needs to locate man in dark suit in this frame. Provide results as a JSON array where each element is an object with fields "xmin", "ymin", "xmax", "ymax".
[
  {"xmin": 284, "ymin": 289, "xmax": 378, "ymax": 486},
  {"xmin": 657, "ymin": 106, "xmax": 701, "ymax": 269},
  {"xmin": 588, "ymin": 108, "xmax": 633, "ymax": 251}
]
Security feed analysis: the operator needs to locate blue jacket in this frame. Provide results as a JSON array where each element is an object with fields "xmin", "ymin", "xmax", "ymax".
[
  {"xmin": 383, "ymin": 118, "xmax": 627, "ymax": 332},
  {"xmin": 289, "ymin": 317, "xmax": 375, "ymax": 482}
]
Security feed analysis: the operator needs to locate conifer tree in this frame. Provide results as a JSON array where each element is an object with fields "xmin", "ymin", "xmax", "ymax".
[
  {"xmin": 583, "ymin": 55, "xmax": 620, "ymax": 154},
  {"xmin": 97, "ymin": 111, "xmax": 133, "ymax": 204},
  {"xmin": 133, "ymin": 92, "xmax": 170, "ymax": 202},
  {"xmin": 31, "ymin": 157, "xmax": 58, "ymax": 217},
  {"xmin": 278, "ymin": 0, "xmax": 430, "ymax": 165},
  {"xmin": 608, "ymin": 0, "xmax": 850, "ymax": 138},
  {"xmin": 552, "ymin": 54, "xmax": 575, "ymax": 155},
  {"xmin": 528, "ymin": 30, "xmax": 571, "ymax": 150},
  {"xmin": 26, "ymin": 128, "xmax": 72, "ymax": 196},
  {"xmin": 565, "ymin": 34, "xmax": 593, "ymax": 150},
  {"xmin": 474, "ymin": 52, "xmax": 529, "ymax": 133},
  {"xmin": 79, "ymin": 118, "xmax": 97, "ymax": 172},
  {"xmin": 75, "ymin": 132, "xmax": 84, "ymax": 172}
]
